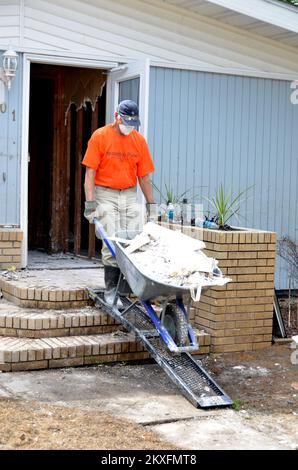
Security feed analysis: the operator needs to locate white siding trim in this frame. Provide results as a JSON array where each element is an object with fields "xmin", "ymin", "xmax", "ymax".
[
  {"xmin": 0, "ymin": 45, "xmax": 125, "ymax": 64},
  {"xmin": 204, "ymin": 0, "xmax": 298, "ymax": 34},
  {"xmin": 25, "ymin": 53, "xmax": 118, "ymax": 69},
  {"xmin": 143, "ymin": 58, "xmax": 150, "ymax": 141},
  {"xmin": 106, "ymin": 59, "xmax": 151, "ymax": 138},
  {"xmin": 20, "ymin": 53, "xmax": 30, "ymax": 268}
]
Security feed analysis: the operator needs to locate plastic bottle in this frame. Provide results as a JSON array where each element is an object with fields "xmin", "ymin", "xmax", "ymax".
[
  {"xmin": 159, "ymin": 203, "xmax": 167, "ymax": 222},
  {"xmin": 195, "ymin": 218, "xmax": 204, "ymax": 228},
  {"xmin": 191, "ymin": 203, "xmax": 195, "ymax": 226},
  {"xmin": 193, "ymin": 203, "xmax": 204, "ymax": 227},
  {"xmin": 173, "ymin": 203, "xmax": 182, "ymax": 224},
  {"xmin": 182, "ymin": 198, "xmax": 191, "ymax": 226},
  {"xmin": 203, "ymin": 220, "xmax": 219, "ymax": 229},
  {"xmin": 157, "ymin": 205, "xmax": 162, "ymax": 222},
  {"xmin": 167, "ymin": 203, "xmax": 174, "ymax": 222}
]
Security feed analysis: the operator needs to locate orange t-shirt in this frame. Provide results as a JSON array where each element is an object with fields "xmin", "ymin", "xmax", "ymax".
[{"xmin": 82, "ymin": 124, "xmax": 155, "ymax": 189}]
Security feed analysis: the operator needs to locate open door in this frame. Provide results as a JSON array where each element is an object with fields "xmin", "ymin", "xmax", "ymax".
[
  {"xmin": 106, "ymin": 59, "xmax": 150, "ymax": 209},
  {"xmin": 106, "ymin": 59, "xmax": 150, "ymax": 139},
  {"xmin": 28, "ymin": 63, "xmax": 107, "ymax": 257}
]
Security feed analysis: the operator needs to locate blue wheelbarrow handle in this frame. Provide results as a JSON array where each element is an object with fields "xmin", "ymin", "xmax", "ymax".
[{"xmin": 93, "ymin": 218, "xmax": 116, "ymax": 259}]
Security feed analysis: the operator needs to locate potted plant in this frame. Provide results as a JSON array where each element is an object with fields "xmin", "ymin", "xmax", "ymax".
[
  {"xmin": 153, "ymin": 182, "xmax": 197, "ymax": 223},
  {"xmin": 203, "ymin": 183, "xmax": 253, "ymax": 230}
]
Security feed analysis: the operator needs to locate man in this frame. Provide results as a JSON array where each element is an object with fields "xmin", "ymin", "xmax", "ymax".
[{"xmin": 82, "ymin": 100, "xmax": 155, "ymax": 306}]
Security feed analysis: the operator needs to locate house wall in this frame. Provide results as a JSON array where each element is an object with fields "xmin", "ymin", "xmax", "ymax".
[
  {"xmin": 0, "ymin": 1, "xmax": 20, "ymax": 48},
  {"xmin": 0, "ymin": 0, "xmax": 297, "ymax": 75},
  {"xmin": 148, "ymin": 66, "xmax": 298, "ymax": 289},
  {"xmin": 0, "ymin": 0, "xmax": 297, "ymax": 287},
  {"xmin": 0, "ymin": 49, "xmax": 22, "ymax": 226}
]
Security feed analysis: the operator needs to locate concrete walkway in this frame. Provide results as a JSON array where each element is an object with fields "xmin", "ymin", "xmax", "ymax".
[{"xmin": 0, "ymin": 362, "xmax": 296, "ymax": 450}]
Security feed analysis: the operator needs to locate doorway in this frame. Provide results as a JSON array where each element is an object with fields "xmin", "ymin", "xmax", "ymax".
[{"xmin": 28, "ymin": 63, "xmax": 106, "ymax": 257}]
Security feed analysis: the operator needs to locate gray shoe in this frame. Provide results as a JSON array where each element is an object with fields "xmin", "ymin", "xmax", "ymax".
[
  {"xmin": 104, "ymin": 266, "xmax": 124, "ymax": 309},
  {"xmin": 103, "ymin": 265, "xmax": 131, "ymax": 296},
  {"xmin": 104, "ymin": 288, "xmax": 123, "ymax": 309}
]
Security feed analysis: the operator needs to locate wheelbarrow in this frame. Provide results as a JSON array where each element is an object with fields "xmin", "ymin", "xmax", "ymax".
[
  {"xmin": 88, "ymin": 218, "xmax": 233, "ymax": 408},
  {"xmin": 93, "ymin": 218, "xmax": 198, "ymax": 354}
]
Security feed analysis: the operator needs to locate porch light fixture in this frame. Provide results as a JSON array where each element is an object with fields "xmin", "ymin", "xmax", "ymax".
[{"xmin": 0, "ymin": 48, "xmax": 18, "ymax": 90}]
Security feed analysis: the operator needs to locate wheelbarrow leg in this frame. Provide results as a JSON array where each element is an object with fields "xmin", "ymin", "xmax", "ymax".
[
  {"xmin": 176, "ymin": 296, "xmax": 198, "ymax": 348},
  {"xmin": 112, "ymin": 271, "xmax": 125, "ymax": 308}
]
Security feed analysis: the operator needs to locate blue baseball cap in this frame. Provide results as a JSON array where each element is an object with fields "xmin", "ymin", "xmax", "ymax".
[{"xmin": 118, "ymin": 100, "xmax": 141, "ymax": 128}]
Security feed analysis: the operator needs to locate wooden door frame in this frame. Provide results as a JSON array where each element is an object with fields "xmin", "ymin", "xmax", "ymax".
[{"xmin": 21, "ymin": 54, "xmax": 117, "ymax": 267}]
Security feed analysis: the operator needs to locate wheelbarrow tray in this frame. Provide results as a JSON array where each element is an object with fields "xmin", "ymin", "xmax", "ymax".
[{"xmin": 114, "ymin": 230, "xmax": 196, "ymax": 301}]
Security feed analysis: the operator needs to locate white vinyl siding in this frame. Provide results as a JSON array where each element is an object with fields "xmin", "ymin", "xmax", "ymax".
[
  {"xmin": 0, "ymin": 0, "xmax": 20, "ymax": 46},
  {"xmin": 148, "ymin": 66, "xmax": 298, "ymax": 289},
  {"xmin": 0, "ymin": 0, "xmax": 297, "ymax": 76}
]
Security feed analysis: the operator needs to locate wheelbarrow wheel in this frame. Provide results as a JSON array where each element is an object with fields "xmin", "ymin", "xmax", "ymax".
[{"xmin": 163, "ymin": 304, "xmax": 189, "ymax": 346}]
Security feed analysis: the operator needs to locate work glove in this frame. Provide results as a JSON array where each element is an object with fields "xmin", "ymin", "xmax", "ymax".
[
  {"xmin": 146, "ymin": 203, "xmax": 157, "ymax": 223},
  {"xmin": 84, "ymin": 200, "xmax": 97, "ymax": 224}
]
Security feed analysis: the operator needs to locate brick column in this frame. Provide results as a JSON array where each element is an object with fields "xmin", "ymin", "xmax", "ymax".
[
  {"xmin": 0, "ymin": 229, "xmax": 23, "ymax": 268},
  {"xmin": 187, "ymin": 228, "xmax": 276, "ymax": 353}
]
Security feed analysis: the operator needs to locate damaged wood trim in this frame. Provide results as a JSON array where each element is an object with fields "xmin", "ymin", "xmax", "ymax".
[
  {"xmin": 74, "ymin": 108, "xmax": 83, "ymax": 255},
  {"xmin": 51, "ymin": 69, "xmax": 67, "ymax": 253}
]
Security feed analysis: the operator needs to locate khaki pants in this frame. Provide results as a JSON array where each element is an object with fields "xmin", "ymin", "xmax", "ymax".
[{"xmin": 94, "ymin": 185, "xmax": 144, "ymax": 267}]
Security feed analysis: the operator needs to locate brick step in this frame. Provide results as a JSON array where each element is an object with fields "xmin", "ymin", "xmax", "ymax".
[
  {"xmin": 0, "ymin": 330, "xmax": 211, "ymax": 372},
  {"xmin": 0, "ymin": 268, "xmax": 104, "ymax": 308},
  {"xmin": 0, "ymin": 300, "xmax": 120, "ymax": 338}
]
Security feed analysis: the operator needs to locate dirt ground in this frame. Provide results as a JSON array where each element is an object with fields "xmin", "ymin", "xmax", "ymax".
[
  {"xmin": 202, "ymin": 343, "xmax": 298, "ymax": 415},
  {"xmin": 0, "ymin": 399, "xmax": 177, "ymax": 450},
  {"xmin": 279, "ymin": 297, "xmax": 298, "ymax": 337}
]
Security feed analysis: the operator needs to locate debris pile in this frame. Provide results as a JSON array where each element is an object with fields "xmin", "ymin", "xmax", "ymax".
[{"xmin": 122, "ymin": 223, "xmax": 231, "ymax": 299}]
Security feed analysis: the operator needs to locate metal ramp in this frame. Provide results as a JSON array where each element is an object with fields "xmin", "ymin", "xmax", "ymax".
[{"xmin": 88, "ymin": 289, "xmax": 233, "ymax": 409}]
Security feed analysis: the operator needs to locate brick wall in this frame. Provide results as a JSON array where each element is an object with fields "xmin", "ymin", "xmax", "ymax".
[
  {"xmin": 0, "ymin": 229, "xmax": 23, "ymax": 268},
  {"xmin": 163, "ymin": 223, "xmax": 276, "ymax": 353},
  {"xmin": 186, "ymin": 227, "xmax": 276, "ymax": 353}
]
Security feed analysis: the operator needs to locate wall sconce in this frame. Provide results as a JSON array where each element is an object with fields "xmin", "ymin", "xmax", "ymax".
[{"xmin": 0, "ymin": 48, "xmax": 18, "ymax": 91}]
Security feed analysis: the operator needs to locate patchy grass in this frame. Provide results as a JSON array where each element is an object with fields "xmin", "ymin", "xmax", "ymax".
[{"xmin": 232, "ymin": 399, "xmax": 246, "ymax": 411}]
